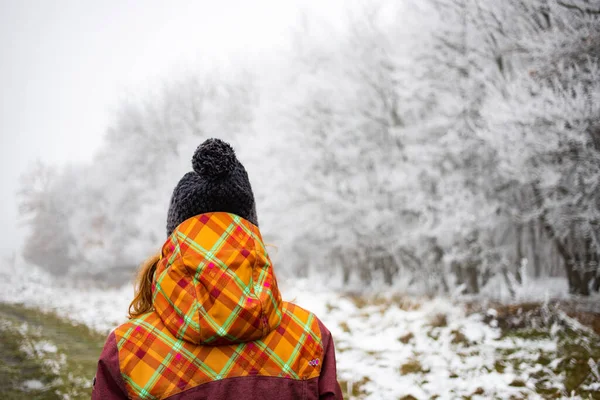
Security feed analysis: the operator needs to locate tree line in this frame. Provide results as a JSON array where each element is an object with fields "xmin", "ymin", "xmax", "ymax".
[{"xmin": 19, "ymin": 0, "xmax": 600, "ymax": 296}]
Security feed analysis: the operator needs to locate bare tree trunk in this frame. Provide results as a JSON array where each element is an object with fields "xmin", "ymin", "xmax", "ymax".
[
  {"xmin": 440, "ymin": 271, "xmax": 450, "ymax": 294},
  {"xmin": 565, "ymin": 260, "xmax": 586, "ymax": 295},
  {"xmin": 380, "ymin": 257, "xmax": 397, "ymax": 286},
  {"xmin": 342, "ymin": 265, "xmax": 351, "ymax": 285},
  {"xmin": 451, "ymin": 261, "xmax": 464, "ymax": 288},
  {"xmin": 593, "ymin": 272, "xmax": 600, "ymax": 292},
  {"xmin": 382, "ymin": 265, "xmax": 394, "ymax": 286},
  {"xmin": 530, "ymin": 220, "xmax": 541, "ymax": 278},
  {"xmin": 465, "ymin": 263, "xmax": 479, "ymax": 294},
  {"xmin": 532, "ymin": 184, "xmax": 589, "ymax": 295},
  {"xmin": 566, "ymin": 234, "xmax": 588, "ymax": 296},
  {"xmin": 360, "ymin": 268, "xmax": 373, "ymax": 286},
  {"xmin": 591, "ymin": 242, "xmax": 600, "ymax": 293},
  {"xmin": 515, "ymin": 223, "xmax": 523, "ymax": 284},
  {"xmin": 551, "ymin": 243, "xmax": 562, "ymax": 277},
  {"xmin": 579, "ymin": 236, "xmax": 597, "ymax": 296},
  {"xmin": 337, "ymin": 251, "xmax": 351, "ymax": 285},
  {"xmin": 502, "ymin": 265, "xmax": 516, "ymax": 299}
]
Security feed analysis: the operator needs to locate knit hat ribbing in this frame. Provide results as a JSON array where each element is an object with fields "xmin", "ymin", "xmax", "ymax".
[{"xmin": 166, "ymin": 138, "xmax": 258, "ymax": 236}]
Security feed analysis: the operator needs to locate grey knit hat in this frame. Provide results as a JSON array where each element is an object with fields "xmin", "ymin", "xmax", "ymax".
[{"xmin": 166, "ymin": 138, "xmax": 258, "ymax": 236}]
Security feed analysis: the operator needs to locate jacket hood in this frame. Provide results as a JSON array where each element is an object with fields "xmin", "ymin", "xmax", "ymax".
[{"xmin": 152, "ymin": 212, "xmax": 283, "ymax": 345}]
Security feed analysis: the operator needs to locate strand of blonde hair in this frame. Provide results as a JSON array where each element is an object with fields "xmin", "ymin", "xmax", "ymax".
[{"xmin": 128, "ymin": 252, "xmax": 160, "ymax": 318}]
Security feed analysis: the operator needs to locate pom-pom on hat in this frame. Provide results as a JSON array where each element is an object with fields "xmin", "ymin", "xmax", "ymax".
[{"xmin": 166, "ymin": 138, "xmax": 258, "ymax": 236}]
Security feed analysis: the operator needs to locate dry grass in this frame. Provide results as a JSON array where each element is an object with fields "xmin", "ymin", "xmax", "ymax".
[
  {"xmin": 472, "ymin": 387, "xmax": 485, "ymax": 395},
  {"xmin": 338, "ymin": 376, "xmax": 370, "ymax": 398},
  {"xmin": 342, "ymin": 293, "xmax": 422, "ymax": 311},
  {"xmin": 428, "ymin": 313, "xmax": 448, "ymax": 328},
  {"xmin": 399, "ymin": 358, "xmax": 427, "ymax": 375},
  {"xmin": 339, "ymin": 321, "xmax": 351, "ymax": 333},
  {"xmin": 398, "ymin": 332, "xmax": 415, "ymax": 344},
  {"xmin": 450, "ymin": 329, "xmax": 471, "ymax": 346}
]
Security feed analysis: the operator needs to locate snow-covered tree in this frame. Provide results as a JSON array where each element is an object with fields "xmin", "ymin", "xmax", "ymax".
[
  {"xmin": 18, "ymin": 161, "xmax": 75, "ymax": 274},
  {"xmin": 480, "ymin": 0, "xmax": 600, "ymax": 294}
]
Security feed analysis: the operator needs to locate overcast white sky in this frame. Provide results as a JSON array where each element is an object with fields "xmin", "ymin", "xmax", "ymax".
[{"xmin": 0, "ymin": 0, "xmax": 350, "ymax": 256}]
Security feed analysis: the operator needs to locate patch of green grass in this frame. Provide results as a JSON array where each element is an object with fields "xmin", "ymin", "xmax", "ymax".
[
  {"xmin": 508, "ymin": 394, "xmax": 529, "ymax": 400},
  {"xmin": 502, "ymin": 329, "xmax": 549, "ymax": 341},
  {"xmin": 536, "ymin": 354, "xmax": 552, "ymax": 366},
  {"xmin": 500, "ymin": 326, "xmax": 600, "ymax": 399},
  {"xmin": 493, "ymin": 360, "xmax": 506, "ymax": 373},
  {"xmin": 557, "ymin": 337, "xmax": 600, "ymax": 396},
  {"xmin": 0, "ymin": 323, "xmax": 60, "ymax": 400},
  {"xmin": 509, "ymin": 379, "xmax": 526, "ymax": 387},
  {"xmin": 0, "ymin": 302, "xmax": 106, "ymax": 400},
  {"xmin": 496, "ymin": 347, "xmax": 519, "ymax": 357}
]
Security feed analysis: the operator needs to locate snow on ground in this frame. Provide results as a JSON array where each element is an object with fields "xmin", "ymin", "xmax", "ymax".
[
  {"xmin": 283, "ymin": 281, "xmax": 563, "ymax": 399},
  {"xmin": 22, "ymin": 379, "xmax": 45, "ymax": 390},
  {"xmin": 0, "ymin": 262, "xmax": 133, "ymax": 333},
  {"xmin": 0, "ymin": 262, "xmax": 587, "ymax": 399}
]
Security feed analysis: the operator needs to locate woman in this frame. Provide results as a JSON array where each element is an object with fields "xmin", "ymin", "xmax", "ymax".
[{"xmin": 92, "ymin": 138, "xmax": 343, "ymax": 400}]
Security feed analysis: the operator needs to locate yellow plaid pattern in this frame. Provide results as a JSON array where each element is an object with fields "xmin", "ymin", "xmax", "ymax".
[{"xmin": 114, "ymin": 213, "xmax": 324, "ymax": 400}]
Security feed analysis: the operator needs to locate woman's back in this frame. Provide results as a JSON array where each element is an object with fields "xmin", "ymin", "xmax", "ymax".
[{"xmin": 93, "ymin": 140, "xmax": 342, "ymax": 400}]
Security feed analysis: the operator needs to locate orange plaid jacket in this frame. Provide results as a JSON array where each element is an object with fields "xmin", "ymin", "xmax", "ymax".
[{"xmin": 93, "ymin": 212, "xmax": 343, "ymax": 400}]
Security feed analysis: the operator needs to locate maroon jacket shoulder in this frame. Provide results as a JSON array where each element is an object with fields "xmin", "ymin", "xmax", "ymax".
[
  {"xmin": 316, "ymin": 317, "xmax": 344, "ymax": 399},
  {"xmin": 92, "ymin": 331, "xmax": 129, "ymax": 400}
]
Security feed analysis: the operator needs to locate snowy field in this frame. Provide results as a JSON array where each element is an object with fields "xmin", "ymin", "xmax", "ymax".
[{"xmin": 1, "ymin": 263, "xmax": 599, "ymax": 399}]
